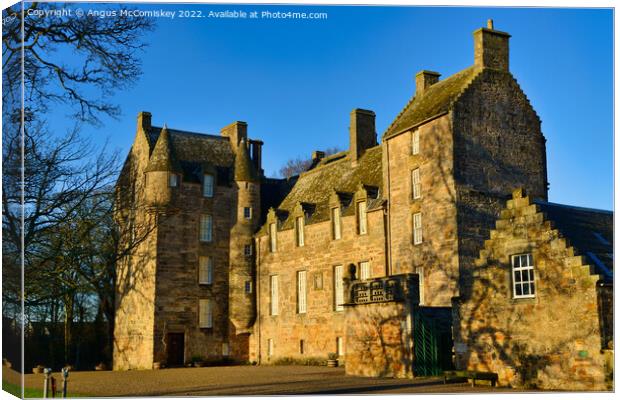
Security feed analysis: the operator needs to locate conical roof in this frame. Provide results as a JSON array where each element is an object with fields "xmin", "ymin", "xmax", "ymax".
[
  {"xmin": 234, "ymin": 139, "xmax": 259, "ymax": 182},
  {"xmin": 145, "ymin": 125, "xmax": 182, "ymax": 173}
]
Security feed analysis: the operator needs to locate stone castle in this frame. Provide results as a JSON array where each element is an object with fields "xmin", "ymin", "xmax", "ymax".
[{"xmin": 113, "ymin": 22, "xmax": 613, "ymax": 390}]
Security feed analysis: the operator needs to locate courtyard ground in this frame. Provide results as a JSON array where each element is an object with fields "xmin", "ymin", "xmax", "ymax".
[{"xmin": 3, "ymin": 365, "xmax": 512, "ymax": 397}]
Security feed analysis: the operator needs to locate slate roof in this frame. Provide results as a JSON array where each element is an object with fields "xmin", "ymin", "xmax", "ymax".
[
  {"xmin": 144, "ymin": 126, "xmax": 182, "ymax": 173},
  {"xmin": 534, "ymin": 200, "xmax": 614, "ymax": 281},
  {"xmin": 383, "ymin": 66, "xmax": 479, "ymax": 138},
  {"xmin": 147, "ymin": 126, "xmax": 235, "ymax": 183},
  {"xmin": 272, "ymin": 146, "xmax": 383, "ymax": 230}
]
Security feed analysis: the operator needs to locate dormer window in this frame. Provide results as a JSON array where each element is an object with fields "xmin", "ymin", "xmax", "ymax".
[
  {"xmin": 169, "ymin": 173, "xmax": 179, "ymax": 187},
  {"xmin": 296, "ymin": 217, "xmax": 305, "ymax": 247},
  {"xmin": 331, "ymin": 207, "xmax": 342, "ymax": 240},
  {"xmin": 357, "ymin": 201, "xmax": 368, "ymax": 235},
  {"xmin": 203, "ymin": 174, "xmax": 214, "ymax": 197},
  {"xmin": 412, "ymin": 130, "xmax": 420, "ymax": 155}
]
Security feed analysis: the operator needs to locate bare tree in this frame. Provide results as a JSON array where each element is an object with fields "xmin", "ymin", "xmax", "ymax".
[{"xmin": 278, "ymin": 147, "xmax": 341, "ymax": 178}]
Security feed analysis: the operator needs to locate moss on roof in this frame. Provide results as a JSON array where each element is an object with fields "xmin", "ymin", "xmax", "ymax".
[
  {"xmin": 144, "ymin": 126, "xmax": 183, "ymax": 173},
  {"xmin": 383, "ymin": 66, "xmax": 480, "ymax": 138},
  {"xmin": 272, "ymin": 146, "xmax": 383, "ymax": 230},
  {"xmin": 148, "ymin": 126, "xmax": 234, "ymax": 168},
  {"xmin": 234, "ymin": 139, "xmax": 259, "ymax": 182}
]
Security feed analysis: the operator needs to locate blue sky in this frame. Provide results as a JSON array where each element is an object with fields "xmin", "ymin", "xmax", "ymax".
[{"xmin": 43, "ymin": 4, "xmax": 613, "ymax": 210}]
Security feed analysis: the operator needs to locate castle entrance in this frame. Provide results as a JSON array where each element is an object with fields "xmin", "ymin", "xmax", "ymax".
[
  {"xmin": 413, "ymin": 307, "xmax": 454, "ymax": 376},
  {"xmin": 167, "ymin": 333, "xmax": 185, "ymax": 366}
]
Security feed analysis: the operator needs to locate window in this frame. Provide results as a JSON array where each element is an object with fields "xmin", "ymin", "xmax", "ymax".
[
  {"xmin": 411, "ymin": 168, "xmax": 421, "ymax": 199},
  {"xmin": 203, "ymin": 174, "xmax": 214, "ymax": 197},
  {"xmin": 336, "ymin": 337, "xmax": 344, "ymax": 357},
  {"xmin": 415, "ymin": 266, "xmax": 425, "ymax": 305},
  {"xmin": 270, "ymin": 275, "xmax": 279, "ymax": 316},
  {"xmin": 222, "ymin": 343, "xmax": 230, "ymax": 356},
  {"xmin": 357, "ymin": 201, "xmax": 367, "ymax": 235},
  {"xmin": 334, "ymin": 265, "xmax": 344, "ymax": 312},
  {"xmin": 200, "ymin": 215, "xmax": 213, "ymax": 242},
  {"xmin": 269, "ymin": 223, "xmax": 277, "ymax": 252},
  {"xmin": 267, "ymin": 339, "xmax": 274, "ymax": 357},
  {"xmin": 244, "ymin": 244, "xmax": 252, "ymax": 257},
  {"xmin": 245, "ymin": 280, "xmax": 253, "ymax": 294},
  {"xmin": 412, "ymin": 130, "xmax": 420, "ymax": 155},
  {"xmin": 359, "ymin": 261, "xmax": 370, "ymax": 280},
  {"xmin": 413, "ymin": 213, "xmax": 422, "ymax": 245},
  {"xmin": 199, "ymin": 256, "xmax": 213, "ymax": 285},
  {"xmin": 297, "ymin": 270, "xmax": 307, "ymax": 314},
  {"xmin": 199, "ymin": 299, "xmax": 213, "ymax": 328},
  {"xmin": 512, "ymin": 253, "xmax": 536, "ymax": 299},
  {"xmin": 243, "ymin": 207, "xmax": 252, "ymax": 220},
  {"xmin": 331, "ymin": 208, "xmax": 342, "ymax": 240},
  {"xmin": 300, "ymin": 340, "xmax": 305, "ymax": 354},
  {"xmin": 296, "ymin": 217, "xmax": 305, "ymax": 247},
  {"xmin": 169, "ymin": 173, "xmax": 179, "ymax": 187}
]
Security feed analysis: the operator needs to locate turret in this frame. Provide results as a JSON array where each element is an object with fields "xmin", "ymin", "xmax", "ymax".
[
  {"xmin": 144, "ymin": 125, "xmax": 182, "ymax": 206},
  {"xmin": 229, "ymin": 138, "xmax": 260, "ymax": 333}
]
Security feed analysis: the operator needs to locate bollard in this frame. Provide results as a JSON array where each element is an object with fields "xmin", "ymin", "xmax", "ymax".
[
  {"xmin": 61, "ymin": 367, "xmax": 69, "ymax": 398},
  {"xmin": 42, "ymin": 368, "xmax": 52, "ymax": 398}
]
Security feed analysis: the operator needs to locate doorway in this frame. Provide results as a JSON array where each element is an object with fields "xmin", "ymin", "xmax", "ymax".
[{"xmin": 167, "ymin": 333, "xmax": 185, "ymax": 366}]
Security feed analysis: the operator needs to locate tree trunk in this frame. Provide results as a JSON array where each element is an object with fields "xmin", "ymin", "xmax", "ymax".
[{"xmin": 63, "ymin": 294, "xmax": 74, "ymax": 365}]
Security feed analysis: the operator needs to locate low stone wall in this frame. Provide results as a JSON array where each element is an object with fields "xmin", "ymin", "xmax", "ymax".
[{"xmin": 344, "ymin": 301, "xmax": 412, "ymax": 378}]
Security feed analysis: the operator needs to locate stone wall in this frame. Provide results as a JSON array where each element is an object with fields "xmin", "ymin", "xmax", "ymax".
[
  {"xmin": 152, "ymin": 178, "xmax": 236, "ymax": 365},
  {"xmin": 454, "ymin": 189, "xmax": 609, "ymax": 390},
  {"xmin": 384, "ymin": 114, "xmax": 459, "ymax": 307},
  {"xmin": 255, "ymin": 206, "xmax": 387, "ymax": 363}
]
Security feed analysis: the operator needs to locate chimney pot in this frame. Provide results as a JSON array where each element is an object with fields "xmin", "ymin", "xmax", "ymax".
[
  {"xmin": 312, "ymin": 151, "xmax": 325, "ymax": 162},
  {"xmin": 487, "ymin": 19, "xmax": 494, "ymax": 29}
]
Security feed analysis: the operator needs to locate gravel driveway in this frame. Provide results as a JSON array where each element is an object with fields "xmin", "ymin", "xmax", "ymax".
[{"xmin": 4, "ymin": 365, "xmax": 511, "ymax": 396}]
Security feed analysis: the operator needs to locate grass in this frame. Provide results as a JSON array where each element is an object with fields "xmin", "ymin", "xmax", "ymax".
[{"xmin": 3, "ymin": 380, "xmax": 86, "ymax": 398}]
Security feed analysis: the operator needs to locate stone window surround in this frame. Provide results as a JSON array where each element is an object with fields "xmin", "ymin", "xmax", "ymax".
[
  {"xmin": 270, "ymin": 275, "xmax": 279, "ymax": 316},
  {"xmin": 334, "ymin": 265, "xmax": 344, "ymax": 312},
  {"xmin": 297, "ymin": 270, "xmax": 308, "ymax": 314},
  {"xmin": 411, "ymin": 168, "xmax": 421, "ymax": 200},
  {"xmin": 243, "ymin": 206, "xmax": 252, "ymax": 220},
  {"xmin": 198, "ymin": 256, "xmax": 213, "ymax": 285},
  {"xmin": 168, "ymin": 172, "xmax": 179, "ymax": 188},
  {"xmin": 411, "ymin": 129, "xmax": 420, "ymax": 155},
  {"xmin": 198, "ymin": 298, "xmax": 213, "ymax": 329},
  {"xmin": 413, "ymin": 212, "xmax": 423, "ymax": 245},
  {"xmin": 295, "ymin": 216, "xmax": 305, "ymax": 247},
  {"xmin": 244, "ymin": 244, "xmax": 253, "ymax": 257},
  {"xmin": 269, "ymin": 222, "xmax": 277, "ymax": 252},
  {"xmin": 331, "ymin": 207, "xmax": 342, "ymax": 240}
]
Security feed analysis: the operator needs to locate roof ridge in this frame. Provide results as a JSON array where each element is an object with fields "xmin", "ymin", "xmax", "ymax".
[
  {"xmin": 151, "ymin": 126, "xmax": 226, "ymax": 141},
  {"xmin": 533, "ymin": 200, "xmax": 613, "ymax": 215}
]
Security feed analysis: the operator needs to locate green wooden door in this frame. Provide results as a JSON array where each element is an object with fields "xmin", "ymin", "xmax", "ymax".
[{"xmin": 413, "ymin": 310, "xmax": 453, "ymax": 376}]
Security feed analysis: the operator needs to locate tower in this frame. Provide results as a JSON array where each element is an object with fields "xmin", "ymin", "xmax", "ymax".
[{"xmin": 228, "ymin": 138, "xmax": 260, "ymax": 352}]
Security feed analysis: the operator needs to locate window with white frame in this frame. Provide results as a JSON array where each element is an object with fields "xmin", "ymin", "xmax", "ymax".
[
  {"xmin": 270, "ymin": 275, "xmax": 279, "ymax": 316},
  {"xmin": 334, "ymin": 265, "xmax": 344, "ymax": 312},
  {"xmin": 359, "ymin": 261, "xmax": 370, "ymax": 280},
  {"xmin": 199, "ymin": 299, "xmax": 213, "ymax": 328},
  {"xmin": 200, "ymin": 214, "xmax": 213, "ymax": 242},
  {"xmin": 336, "ymin": 336, "xmax": 345, "ymax": 357},
  {"xmin": 199, "ymin": 256, "xmax": 213, "ymax": 285},
  {"xmin": 331, "ymin": 207, "xmax": 342, "ymax": 240},
  {"xmin": 413, "ymin": 213, "xmax": 423, "ymax": 245},
  {"xmin": 269, "ymin": 223, "xmax": 277, "ymax": 252},
  {"xmin": 243, "ymin": 207, "xmax": 252, "ymax": 220},
  {"xmin": 357, "ymin": 201, "xmax": 368, "ymax": 235},
  {"xmin": 169, "ymin": 173, "xmax": 179, "ymax": 187},
  {"xmin": 297, "ymin": 270, "xmax": 307, "ymax": 314},
  {"xmin": 512, "ymin": 253, "xmax": 536, "ymax": 299},
  {"xmin": 412, "ymin": 130, "xmax": 420, "ymax": 155},
  {"xmin": 415, "ymin": 266, "xmax": 425, "ymax": 305},
  {"xmin": 244, "ymin": 244, "xmax": 252, "ymax": 257},
  {"xmin": 203, "ymin": 174, "xmax": 214, "ymax": 197},
  {"xmin": 267, "ymin": 339, "xmax": 274, "ymax": 357},
  {"xmin": 296, "ymin": 217, "xmax": 305, "ymax": 247},
  {"xmin": 412, "ymin": 168, "xmax": 421, "ymax": 199}
]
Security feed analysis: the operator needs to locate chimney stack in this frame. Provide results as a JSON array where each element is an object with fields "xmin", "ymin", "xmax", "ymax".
[
  {"xmin": 137, "ymin": 111, "xmax": 151, "ymax": 133},
  {"xmin": 249, "ymin": 139, "xmax": 264, "ymax": 176},
  {"xmin": 221, "ymin": 121, "xmax": 248, "ymax": 152},
  {"xmin": 473, "ymin": 19, "xmax": 511, "ymax": 71},
  {"xmin": 415, "ymin": 70, "xmax": 441, "ymax": 97},
  {"xmin": 349, "ymin": 109, "xmax": 377, "ymax": 163}
]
